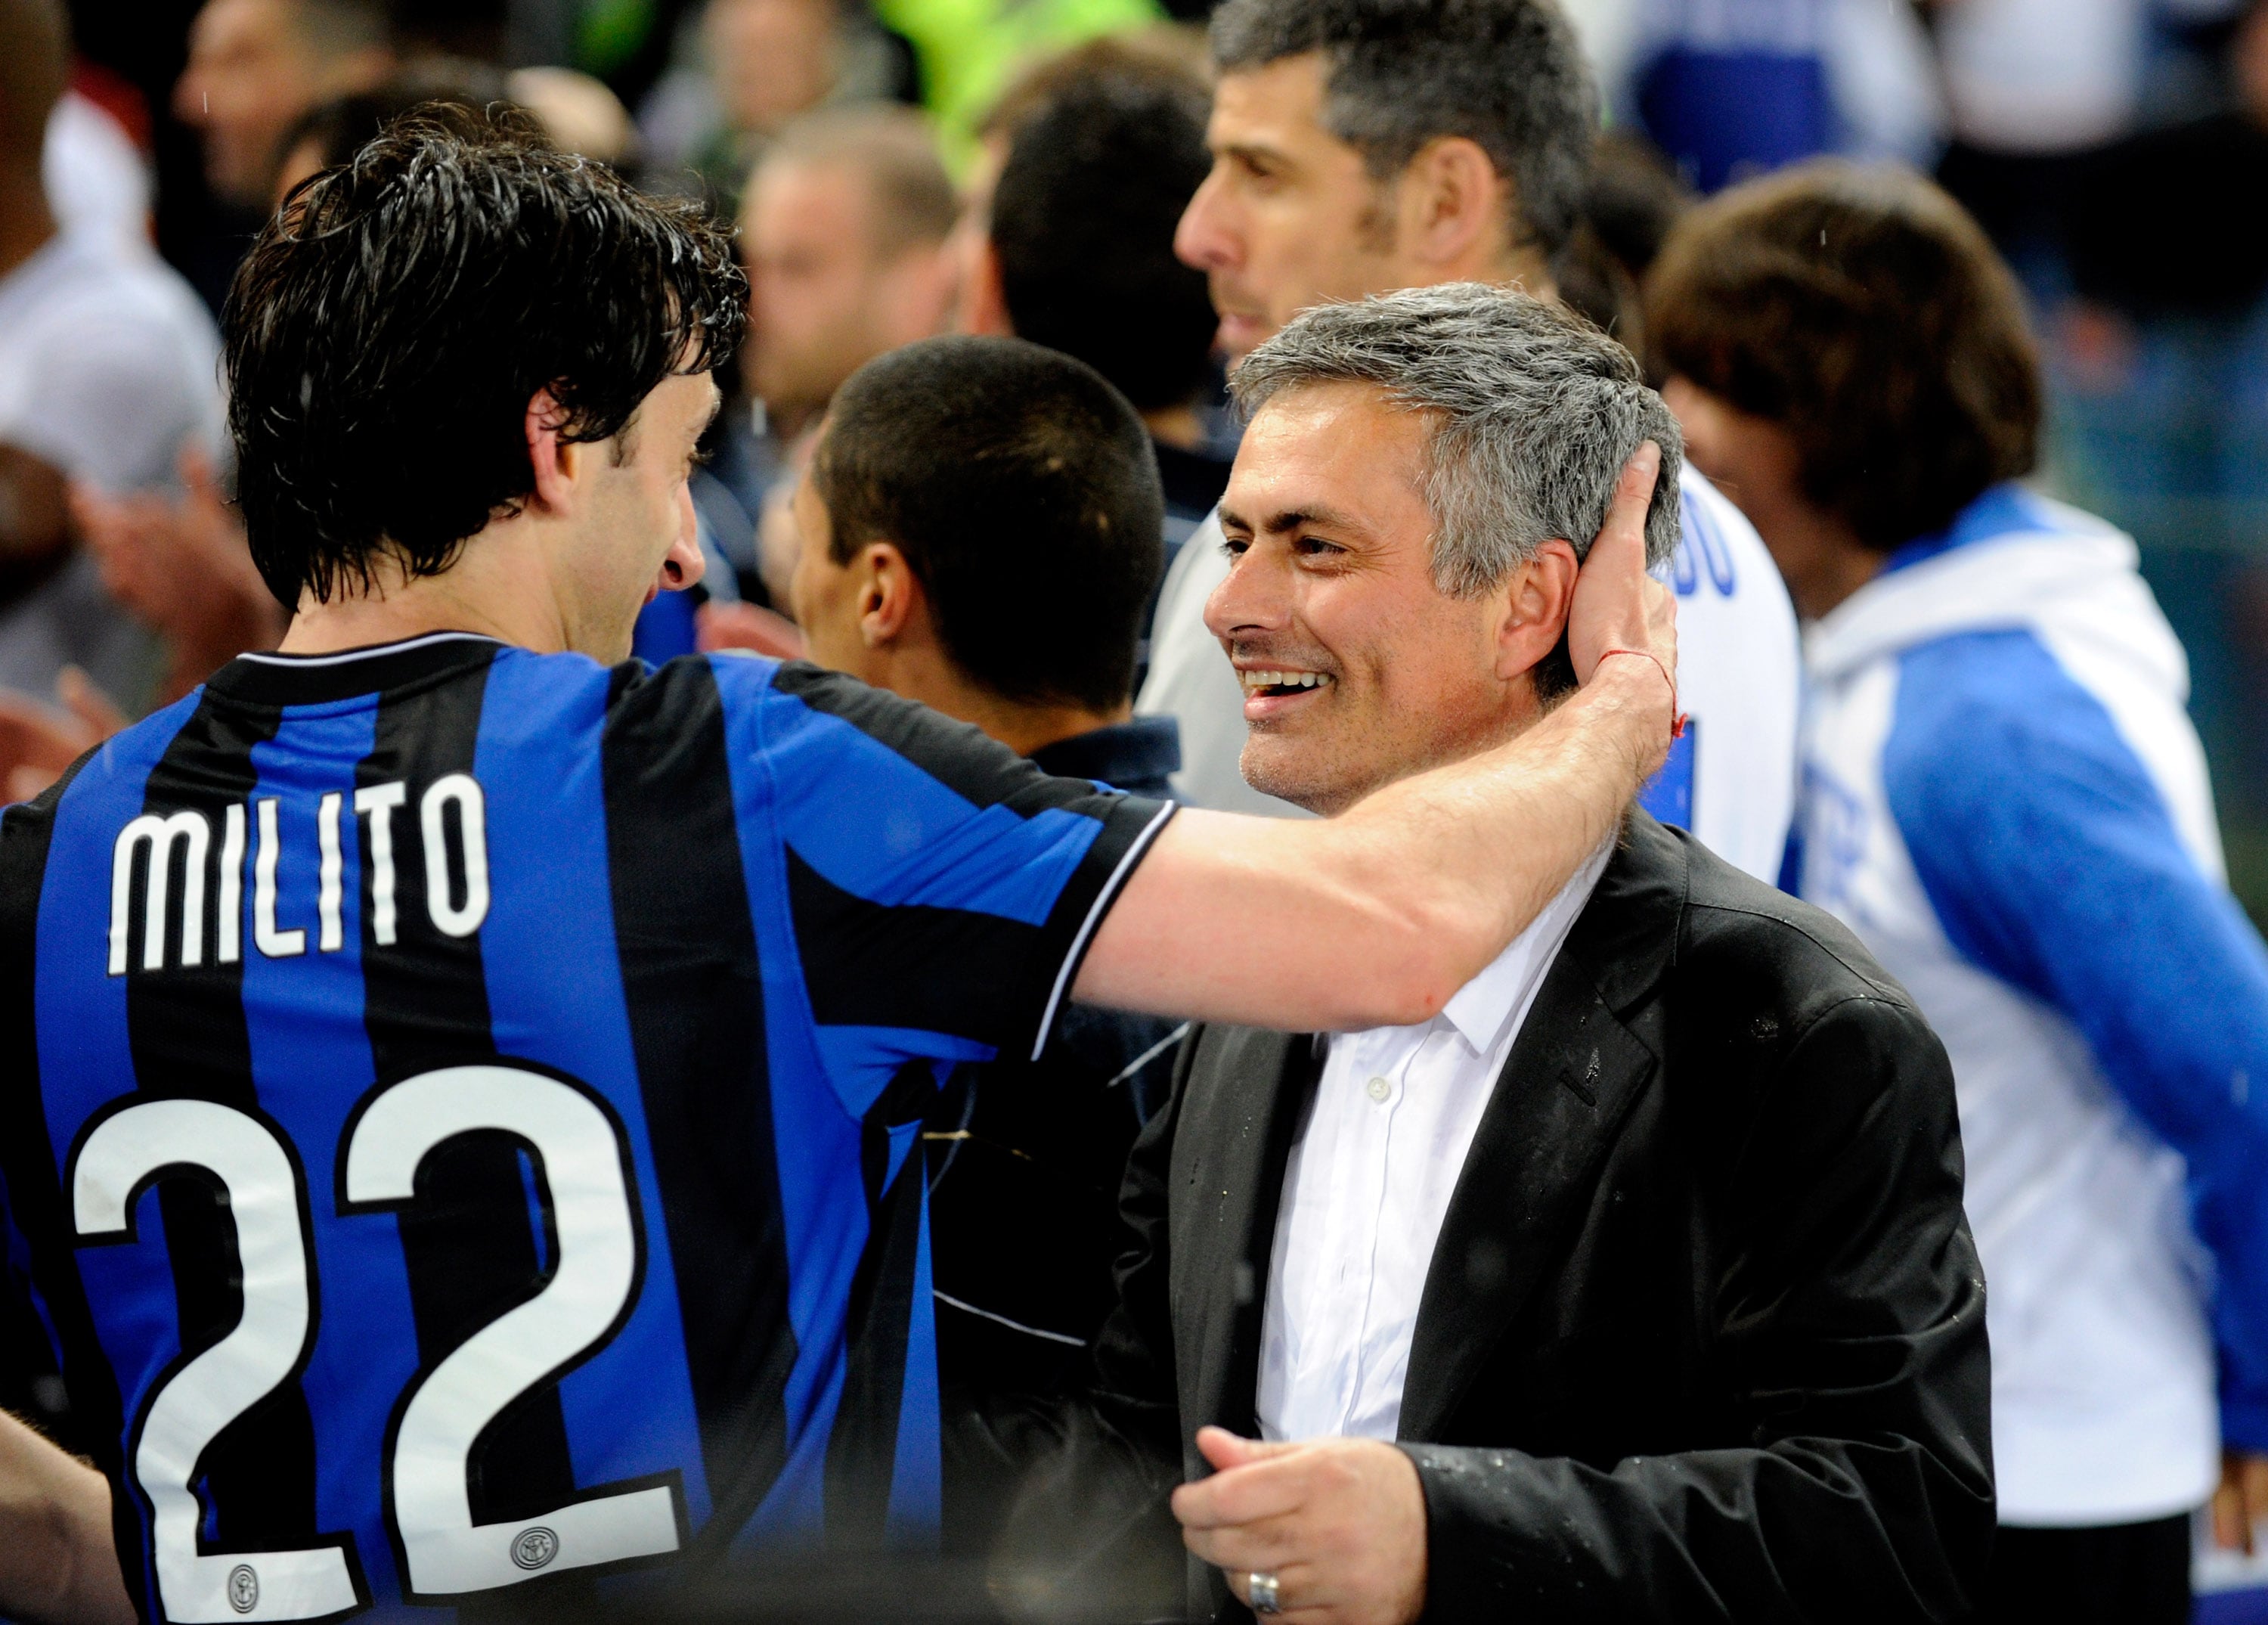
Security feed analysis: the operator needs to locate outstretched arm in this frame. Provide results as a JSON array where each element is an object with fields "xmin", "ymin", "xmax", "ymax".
[
  {"xmin": 0, "ymin": 1409, "xmax": 131, "ymax": 1625},
  {"xmin": 1076, "ymin": 445, "xmax": 1676, "ymax": 1032}
]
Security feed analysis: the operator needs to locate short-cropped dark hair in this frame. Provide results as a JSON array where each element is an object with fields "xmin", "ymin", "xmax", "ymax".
[
  {"xmin": 1210, "ymin": 0, "xmax": 1597, "ymax": 261},
  {"xmin": 814, "ymin": 336, "xmax": 1164, "ymax": 712},
  {"xmin": 1647, "ymin": 161, "xmax": 2040, "ymax": 554},
  {"xmin": 990, "ymin": 67, "xmax": 1218, "ymax": 412},
  {"xmin": 226, "ymin": 106, "xmax": 745, "ymax": 604}
]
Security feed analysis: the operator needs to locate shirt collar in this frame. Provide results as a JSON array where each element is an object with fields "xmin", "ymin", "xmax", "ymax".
[
  {"xmin": 1027, "ymin": 715, "xmax": 1182, "ymax": 798},
  {"xmin": 1436, "ymin": 837, "xmax": 1616, "ymax": 1053}
]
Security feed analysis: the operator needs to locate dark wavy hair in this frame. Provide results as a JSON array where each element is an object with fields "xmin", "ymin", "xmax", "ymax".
[
  {"xmin": 1647, "ymin": 161, "xmax": 2040, "ymax": 554},
  {"xmin": 225, "ymin": 104, "xmax": 747, "ymax": 605}
]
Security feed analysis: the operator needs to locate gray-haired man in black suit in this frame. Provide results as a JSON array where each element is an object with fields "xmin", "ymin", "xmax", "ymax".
[{"xmin": 1012, "ymin": 284, "xmax": 1993, "ymax": 1625}]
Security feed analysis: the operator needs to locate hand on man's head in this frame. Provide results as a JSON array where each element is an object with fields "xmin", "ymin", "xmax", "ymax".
[
  {"xmin": 1172, "ymin": 1426, "xmax": 1428, "ymax": 1625},
  {"xmin": 1569, "ymin": 441, "xmax": 1680, "ymax": 768}
]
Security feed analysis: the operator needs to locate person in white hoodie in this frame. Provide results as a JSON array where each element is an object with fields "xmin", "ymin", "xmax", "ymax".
[{"xmin": 1650, "ymin": 157, "xmax": 2268, "ymax": 1625}]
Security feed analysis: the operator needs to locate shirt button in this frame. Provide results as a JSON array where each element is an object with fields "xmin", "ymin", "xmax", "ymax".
[{"xmin": 1366, "ymin": 1075, "xmax": 1392, "ymax": 1103}]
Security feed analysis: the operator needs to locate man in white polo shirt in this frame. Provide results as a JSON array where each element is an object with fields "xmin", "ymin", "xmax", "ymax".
[{"xmin": 1141, "ymin": 0, "xmax": 1800, "ymax": 882}]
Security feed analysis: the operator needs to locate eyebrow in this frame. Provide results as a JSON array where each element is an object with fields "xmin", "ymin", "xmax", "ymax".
[
  {"xmin": 1215, "ymin": 138, "xmax": 1293, "ymax": 169},
  {"xmin": 1220, "ymin": 501, "xmax": 1368, "ymax": 537}
]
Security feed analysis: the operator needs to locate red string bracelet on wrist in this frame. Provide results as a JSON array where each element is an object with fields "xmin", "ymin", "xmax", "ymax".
[{"xmin": 1598, "ymin": 649, "xmax": 1687, "ymax": 739}]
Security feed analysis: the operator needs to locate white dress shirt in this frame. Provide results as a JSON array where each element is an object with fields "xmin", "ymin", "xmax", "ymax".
[{"xmin": 1256, "ymin": 841, "xmax": 1615, "ymax": 1443}]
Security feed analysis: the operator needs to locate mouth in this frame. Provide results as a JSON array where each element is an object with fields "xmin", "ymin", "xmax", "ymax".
[{"xmin": 1237, "ymin": 667, "xmax": 1335, "ymax": 719}]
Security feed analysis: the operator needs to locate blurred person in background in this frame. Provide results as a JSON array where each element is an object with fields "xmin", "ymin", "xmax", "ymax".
[
  {"xmin": 965, "ymin": 53, "xmax": 1229, "ymax": 680},
  {"xmin": 44, "ymin": 76, "xmax": 152, "ymax": 253},
  {"xmin": 869, "ymin": 0, "xmax": 1164, "ymax": 159},
  {"xmin": 785, "ymin": 335, "xmax": 1182, "ymax": 1554},
  {"xmin": 1551, "ymin": 126, "xmax": 1690, "ymax": 355},
  {"xmin": 1651, "ymin": 160, "xmax": 2268, "ymax": 1625},
  {"xmin": 712, "ymin": 104, "xmax": 955, "ymax": 619},
  {"xmin": 0, "ymin": 0, "xmax": 225, "ymax": 715},
  {"xmin": 0, "ymin": 0, "xmax": 228, "ymax": 1486},
  {"xmin": 173, "ymin": 0, "xmax": 391, "ymax": 209},
  {"xmin": 169, "ymin": 0, "xmax": 391, "ymax": 308},
  {"xmin": 1142, "ymin": 0, "xmax": 1802, "ymax": 888},
  {"xmin": 1924, "ymin": 0, "xmax": 2243, "ymax": 280},
  {"xmin": 2049, "ymin": 0, "xmax": 2268, "ymax": 887},
  {"xmin": 637, "ymin": 0, "xmax": 915, "ymax": 211}
]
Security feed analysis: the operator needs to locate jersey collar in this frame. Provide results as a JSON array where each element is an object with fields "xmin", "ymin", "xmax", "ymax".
[{"xmin": 209, "ymin": 632, "xmax": 509, "ymax": 706}]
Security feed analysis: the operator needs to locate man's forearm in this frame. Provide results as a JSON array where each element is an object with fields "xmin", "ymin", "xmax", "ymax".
[
  {"xmin": 1076, "ymin": 656, "xmax": 1669, "ymax": 1031},
  {"xmin": 1316, "ymin": 656, "xmax": 1668, "ymax": 1019},
  {"xmin": 0, "ymin": 1410, "xmax": 131, "ymax": 1625}
]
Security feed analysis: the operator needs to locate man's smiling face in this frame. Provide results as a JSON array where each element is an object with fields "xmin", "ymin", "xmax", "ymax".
[{"xmin": 1207, "ymin": 380, "xmax": 1554, "ymax": 814}]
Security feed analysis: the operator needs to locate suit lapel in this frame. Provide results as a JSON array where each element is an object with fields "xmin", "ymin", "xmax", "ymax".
[
  {"xmin": 1396, "ymin": 818, "xmax": 1688, "ymax": 1441},
  {"xmin": 1169, "ymin": 1024, "xmax": 1322, "ymax": 1443}
]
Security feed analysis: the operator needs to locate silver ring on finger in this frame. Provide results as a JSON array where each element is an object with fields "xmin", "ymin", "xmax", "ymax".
[{"xmin": 1248, "ymin": 1570, "xmax": 1283, "ymax": 1616}]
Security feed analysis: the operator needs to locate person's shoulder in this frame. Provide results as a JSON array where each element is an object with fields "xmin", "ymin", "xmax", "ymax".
[
  {"xmin": 20, "ymin": 241, "xmax": 215, "ymax": 349},
  {"xmin": 1669, "ymin": 827, "xmax": 1924, "ymax": 1035},
  {"xmin": 1882, "ymin": 626, "xmax": 2139, "ymax": 821}
]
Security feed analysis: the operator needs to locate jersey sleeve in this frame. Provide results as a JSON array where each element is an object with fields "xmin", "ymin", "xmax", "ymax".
[
  {"xmin": 750, "ymin": 661, "xmax": 1174, "ymax": 1068},
  {"xmin": 1881, "ymin": 628, "xmax": 2268, "ymax": 1448}
]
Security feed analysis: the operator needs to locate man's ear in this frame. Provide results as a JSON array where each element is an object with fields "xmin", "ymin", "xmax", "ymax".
[
  {"xmin": 524, "ymin": 387, "xmax": 580, "ymax": 516},
  {"xmin": 1495, "ymin": 538, "xmax": 1580, "ymax": 681},
  {"xmin": 1399, "ymin": 135, "xmax": 1510, "ymax": 273},
  {"xmin": 857, "ymin": 540, "xmax": 929, "ymax": 650}
]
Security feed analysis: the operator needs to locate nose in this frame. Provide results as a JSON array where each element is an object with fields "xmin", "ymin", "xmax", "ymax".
[
  {"xmin": 1203, "ymin": 540, "xmax": 1290, "ymax": 644},
  {"xmin": 659, "ymin": 487, "xmax": 706, "ymax": 592},
  {"xmin": 1175, "ymin": 166, "xmax": 1236, "ymax": 273}
]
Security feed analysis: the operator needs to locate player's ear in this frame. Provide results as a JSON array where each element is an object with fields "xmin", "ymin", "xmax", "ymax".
[
  {"xmin": 857, "ymin": 541, "xmax": 924, "ymax": 648},
  {"xmin": 525, "ymin": 387, "xmax": 577, "ymax": 514}
]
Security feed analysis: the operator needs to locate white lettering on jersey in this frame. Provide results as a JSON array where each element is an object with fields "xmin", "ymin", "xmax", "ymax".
[
  {"xmin": 217, "ymin": 802, "xmax": 245, "ymax": 965},
  {"xmin": 353, "ymin": 782, "xmax": 407, "ymax": 947},
  {"xmin": 316, "ymin": 792, "xmax": 345, "ymax": 954},
  {"xmin": 420, "ymin": 774, "xmax": 489, "ymax": 938},
  {"xmin": 253, "ymin": 798, "xmax": 306, "ymax": 959},
  {"xmin": 108, "ymin": 811, "xmax": 211, "ymax": 975},
  {"xmin": 111, "ymin": 776, "xmax": 488, "ymax": 972}
]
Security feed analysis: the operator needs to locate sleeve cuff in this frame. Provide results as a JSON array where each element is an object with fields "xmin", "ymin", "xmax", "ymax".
[{"xmin": 1024, "ymin": 796, "xmax": 1176, "ymax": 1062}]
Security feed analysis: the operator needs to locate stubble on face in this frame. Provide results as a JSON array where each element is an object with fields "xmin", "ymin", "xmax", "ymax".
[
  {"xmin": 1185, "ymin": 55, "xmax": 1407, "ymax": 362},
  {"xmin": 1212, "ymin": 385, "xmax": 1532, "ymax": 816}
]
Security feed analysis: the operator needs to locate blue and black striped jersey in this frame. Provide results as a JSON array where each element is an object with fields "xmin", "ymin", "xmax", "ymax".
[{"xmin": 0, "ymin": 631, "xmax": 1170, "ymax": 1622}]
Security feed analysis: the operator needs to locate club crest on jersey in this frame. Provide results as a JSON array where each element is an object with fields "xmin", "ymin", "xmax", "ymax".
[{"xmin": 107, "ymin": 774, "xmax": 491, "ymax": 975}]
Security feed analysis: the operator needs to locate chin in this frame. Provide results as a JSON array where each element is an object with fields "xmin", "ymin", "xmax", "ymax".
[{"xmin": 1240, "ymin": 742, "xmax": 1355, "ymax": 817}]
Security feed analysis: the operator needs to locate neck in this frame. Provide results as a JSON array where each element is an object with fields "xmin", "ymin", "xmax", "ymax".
[
  {"xmin": 1308, "ymin": 681, "xmax": 1547, "ymax": 819},
  {"xmin": 1476, "ymin": 243, "xmax": 1557, "ymax": 302},
  {"xmin": 1749, "ymin": 497, "xmax": 1882, "ymax": 620},
  {"xmin": 277, "ymin": 524, "xmax": 574, "ymax": 656},
  {"xmin": 870, "ymin": 643, "xmax": 1129, "ymax": 756},
  {"xmin": 0, "ymin": 167, "xmax": 56, "ymax": 283}
]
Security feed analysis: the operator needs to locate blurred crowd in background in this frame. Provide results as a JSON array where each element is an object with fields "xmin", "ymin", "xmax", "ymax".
[{"xmin": 23, "ymin": 0, "xmax": 2268, "ymax": 914}]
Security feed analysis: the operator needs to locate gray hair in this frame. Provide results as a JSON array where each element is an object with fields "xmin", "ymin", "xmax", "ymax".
[
  {"xmin": 1230, "ymin": 283, "xmax": 1683, "ymax": 597},
  {"xmin": 1210, "ymin": 0, "xmax": 1597, "ymax": 261}
]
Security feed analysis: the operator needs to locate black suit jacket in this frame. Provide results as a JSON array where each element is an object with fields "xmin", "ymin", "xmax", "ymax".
[{"xmin": 1033, "ymin": 814, "xmax": 1994, "ymax": 1623}]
